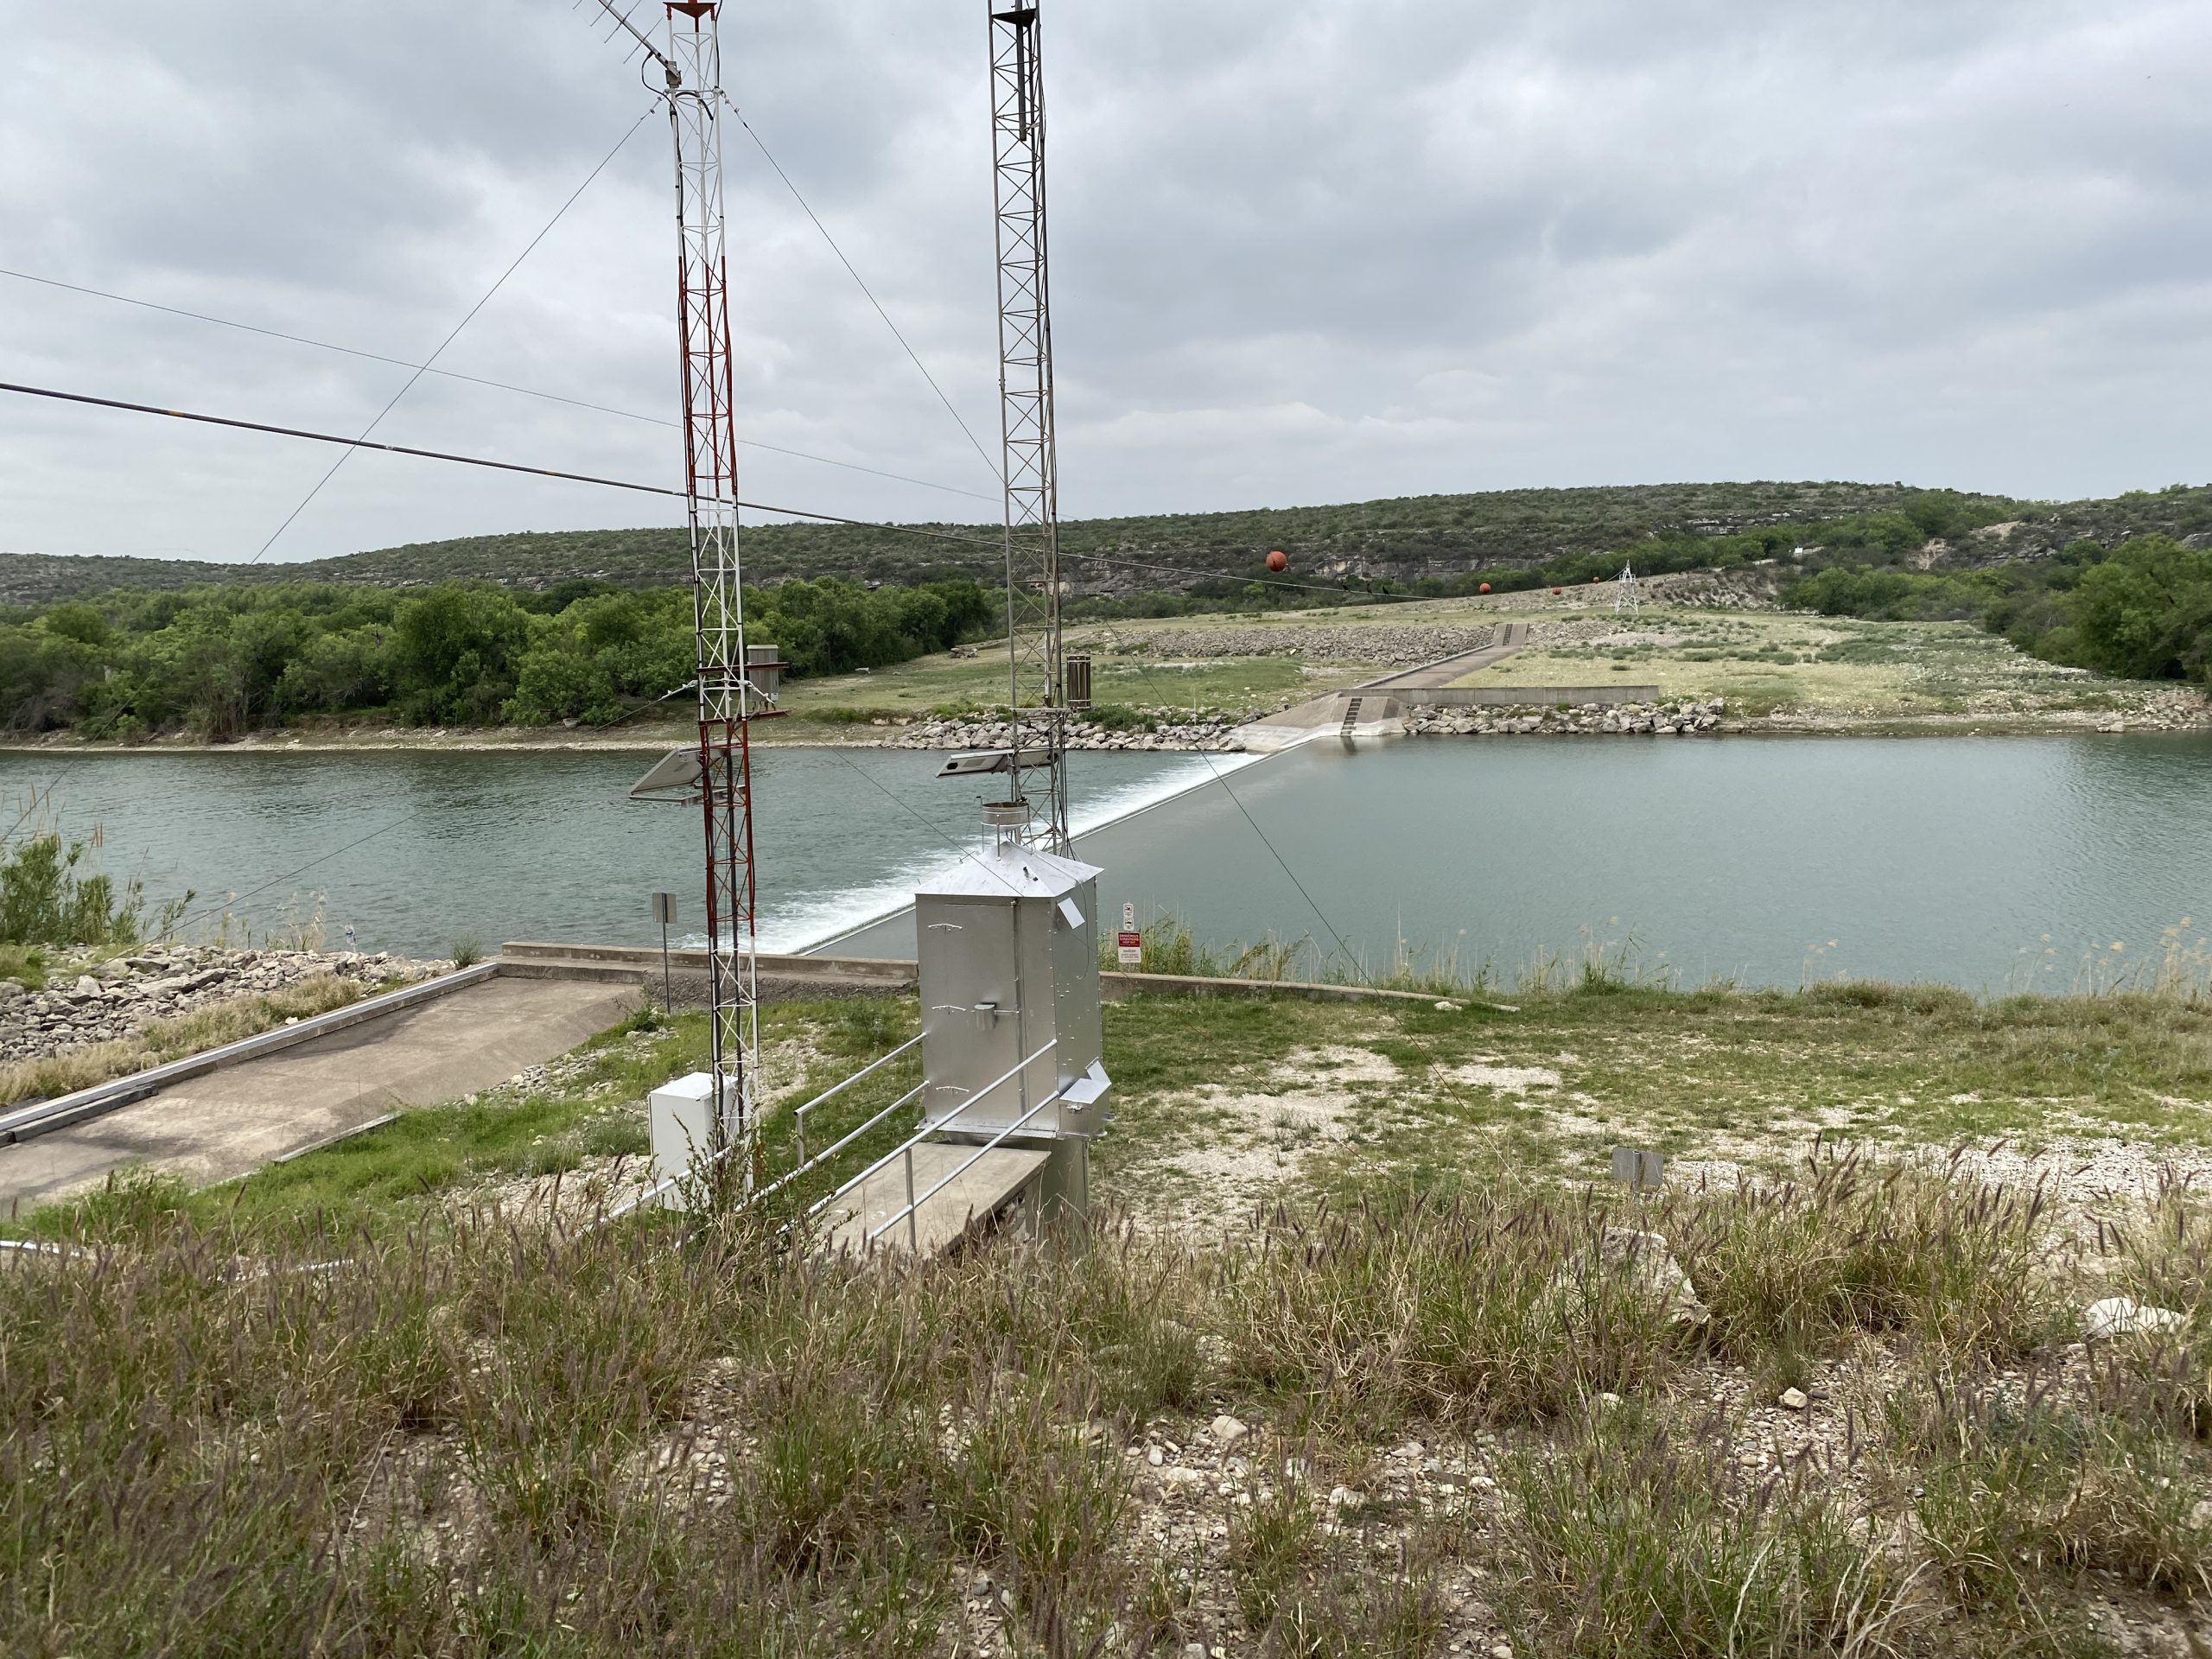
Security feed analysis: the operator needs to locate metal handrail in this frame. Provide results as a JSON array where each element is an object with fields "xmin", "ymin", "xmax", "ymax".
[
  {"xmin": 791, "ymin": 1033, "xmax": 922, "ymax": 1164},
  {"xmin": 750, "ymin": 1080, "xmax": 926, "ymax": 1209},
  {"xmin": 864, "ymin": 1089, "xmax": 1060, "ymax": 1249},
  {"xmin": 603, "ymin": 1034, "xmax": 1055, "ymax": 1236},
  {"xmin": 598, "ymin": 1074, "xmax": 932, "ymax": 1225},
  {"xmin": 598, "ymin": 1036, "xmax": 925, "ymax": 1224},
  {"xmin": 809, "ymin": 1039, "xmax": 1055, "ymax": 1219}
]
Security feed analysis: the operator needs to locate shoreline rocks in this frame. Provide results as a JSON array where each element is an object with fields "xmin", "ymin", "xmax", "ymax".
[
  {"xmin": 1404, "ymin": 699, "xmax": 1726, "ymax": 737},
  {"xmin": 0, "ymin": 946, "xmax": 445, "ymax": 1066}
]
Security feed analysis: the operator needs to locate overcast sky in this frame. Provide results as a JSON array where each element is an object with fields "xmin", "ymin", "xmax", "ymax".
[{"xmin": 1, "ymin": 0, "xmax": 2206, "ymax": 565}]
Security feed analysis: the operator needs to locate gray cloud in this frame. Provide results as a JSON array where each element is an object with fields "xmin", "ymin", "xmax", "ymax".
[{"xmin": 1, "ymin": 0, "xmax": 2206, "ymax": 565}]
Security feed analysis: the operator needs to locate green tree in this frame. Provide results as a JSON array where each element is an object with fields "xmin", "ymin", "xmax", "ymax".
[
  {"xmin": 2069, "ymin": 536, "xmax": 2212, "ymax": 683},
  {"xmin": 391, "ymin": 584, "xmax": 534, "ymax": 723}
]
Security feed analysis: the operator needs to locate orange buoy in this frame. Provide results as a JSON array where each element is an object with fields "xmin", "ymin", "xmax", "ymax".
[
  {"xmin": 1478, "ymin": 581, "xmax": 1491, "ymax": 594},
  {"xmin": 1266, "ymin": 550, "xmax": 1287, "ymax": 573},
  {"xmin": 1592, "ymin": 575, "xmax": 1601, "ymax": 583},
  {"xmin": 1550, "ymin": 586, "xmax": 1562, "ymax": 595}
]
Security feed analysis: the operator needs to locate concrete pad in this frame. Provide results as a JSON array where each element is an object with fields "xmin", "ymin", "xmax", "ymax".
[
  {"xmin": 0, "ymin": 976, "xmax": 639, "ymax": 1213},
  {"xmin": 821, "ymin": 1141, "xmax": 1050, "ymax": 1257}
]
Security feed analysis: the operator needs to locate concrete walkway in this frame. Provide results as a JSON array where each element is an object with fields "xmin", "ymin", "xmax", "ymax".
[
  {"xmin": 1357, "ymin": 621, "xmax": 1529, "ymax": 692},
  {"xmin": 820, "ymin": 1141, "xmax": 1051, "ymax": 1256},
  {"xmin": 0, "ymin": 976, "xmax": 637, "ymax": 1214},
  {"xmin": 1237, "ymin": 622, "xmax": 1531, "ymax": 751}
]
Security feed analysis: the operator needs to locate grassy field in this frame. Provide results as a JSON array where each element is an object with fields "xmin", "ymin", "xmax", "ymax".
[
  {"xmin": 14, "ymin": 963, "xmax": 2212, "ymax": 1242},
  {"xmin": 10, "ymin": 975, "xmax": 2212, "ymax": 1655},
  {"xmin": 768, "ymin": 601, "xmax": 1516, "ymax": 729}
]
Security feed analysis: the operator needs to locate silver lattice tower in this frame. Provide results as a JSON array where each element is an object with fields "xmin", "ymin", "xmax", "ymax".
[
  {"xmin": 598, "ymin": 0, "xmax": 766, "ymax": 1172},
  {"xmin": 988, "ymin": 4, "xmax": 1071, "ymax": 855}
]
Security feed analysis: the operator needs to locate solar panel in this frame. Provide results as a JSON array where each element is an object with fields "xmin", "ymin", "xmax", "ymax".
[{"xmin": 628, "ymin": 747, "xmax": 702, "ymax": 803}]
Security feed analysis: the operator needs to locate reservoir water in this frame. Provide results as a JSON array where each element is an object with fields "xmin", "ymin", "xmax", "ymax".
[{"xmin": 3, "ymin": 734, "xmax": 2208, "ymax": 992}]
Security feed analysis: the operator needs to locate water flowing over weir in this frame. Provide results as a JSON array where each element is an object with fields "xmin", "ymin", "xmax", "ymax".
[
  {"xmin": 0, "ymin": 748, "xmax": 1244, "ymax": 960},
  {"xmin": 5, "ymin": 734, "xmax": 2210, "ymax": 991}
]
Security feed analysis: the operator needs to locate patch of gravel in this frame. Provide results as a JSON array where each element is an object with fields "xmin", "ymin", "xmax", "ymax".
[
  {"xmin": 1135, "ymin": 1046, "xmax": 1399, "ymax": 1227},
  {"xmin": 1448, "ymin": 1060, "xmax": 1564, "ymax": 1096},
  {"xmin": 1942, "ymin": 1134, "xmax": 2212, "ymax": 1239},
  {"xmin": 1523, "ymin": 617, "xmax": 1690, "ymax": 648}
]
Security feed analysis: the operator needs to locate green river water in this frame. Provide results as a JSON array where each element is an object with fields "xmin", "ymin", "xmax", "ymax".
[{"xmin": 3, "ymin": 734, "xmax": 2207, "ymax": 991}]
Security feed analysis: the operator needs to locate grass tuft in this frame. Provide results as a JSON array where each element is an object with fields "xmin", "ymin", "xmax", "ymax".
[{"xmin": 1500, "ymin": 1403, "xmax": 1919, "ymax": 1658}]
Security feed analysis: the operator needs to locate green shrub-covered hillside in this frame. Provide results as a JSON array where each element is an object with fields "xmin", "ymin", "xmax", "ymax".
[{"xmin": 0, "ymin": 575, "xmax": 993, "ymax": 739}]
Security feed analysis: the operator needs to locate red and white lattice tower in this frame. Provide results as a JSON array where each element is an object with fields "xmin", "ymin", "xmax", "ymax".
[
  {"xmin": 600, "ymin": 0, "xmax": 763, "ymax": 1166},
  {"xmin": 988, "ymin": 3, "xmax": 1071, "ymax": 855}
]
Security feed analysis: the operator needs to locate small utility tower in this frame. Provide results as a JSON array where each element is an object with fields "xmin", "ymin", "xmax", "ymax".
[
  {"xmin": 988, "ymin": 3, "xmax": 1071, "ymax": 854},
  {"xmin": 598, "ymin": 0, "xmax": 767, "ymax": 1169},
  {"xmin": 1614, "ymin": 560, "xmax": 1640, "ymax": 614}
]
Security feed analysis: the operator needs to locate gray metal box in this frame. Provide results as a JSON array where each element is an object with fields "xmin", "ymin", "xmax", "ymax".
[{"xmin": 914, "ymin": 840, "xmax": 1110, "ymax": 1140}]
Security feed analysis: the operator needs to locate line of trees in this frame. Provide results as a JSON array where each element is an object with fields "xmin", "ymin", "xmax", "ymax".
[
  {"xmin": 0, "ymin": 575, "xmax": 995, "ymax": 739},
  {"xmin": 1785, "ymin": 534, "xmax": 2212, "ymax": 688}
]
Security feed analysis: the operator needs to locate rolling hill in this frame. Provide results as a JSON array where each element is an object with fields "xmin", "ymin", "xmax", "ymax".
[{"xmin": 3, "ymin": 480, "xmax": 2208, "ymax": 607}]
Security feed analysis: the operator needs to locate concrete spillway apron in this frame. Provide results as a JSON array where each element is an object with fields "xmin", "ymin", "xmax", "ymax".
[
  {"xmin": 0, "ymin": 964, "xmax": 639, "ymax": 1213},
  {"xmin": 1235, "ymin": 623, "xmax": 1535, "ymax": 752}
]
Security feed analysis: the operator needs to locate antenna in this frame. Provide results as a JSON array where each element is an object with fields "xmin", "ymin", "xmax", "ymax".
[
  {"xmin": 988, "ymin": 3, "xmax": 1071, "ymax": 854},
  {"xmin": 592, "ymin": 0, "xmax": 678, "ymax": 85},
  {"xmin": 1614, "ymin": 560, "xmax": 1640, "ymax": 614},
  {"xmin": 598, "ymin": 0, "xmax": 770, "ymax": 1175}
]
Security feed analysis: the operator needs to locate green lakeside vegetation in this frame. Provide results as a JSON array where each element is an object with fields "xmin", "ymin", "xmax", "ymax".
[
  {"xmin": 0, "ymin": 575, "xmax": 993, "ymax": 739},
  {"xmin": 10, "ymin": 966, "xmax": 2212, "ymax": 1654},
  {"xmin": 1788, "ymin": 528, "xmax": 2212, "ymax": 690},
  {"xmin": 0, "ymin": 824, "xmax": 149, "ymax": 949},
  {"xmin": 4, "ymin": 481, "xmax": 2209, "ymax": 740}
]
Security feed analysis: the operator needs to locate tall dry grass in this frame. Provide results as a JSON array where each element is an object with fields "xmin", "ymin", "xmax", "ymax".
[
  {"xmin": 0, "ymin": 974, "xmax": 371, "ymax": 1107},
  {"xmin": 0, "ymin": 1159, "xmax": 2202, "ymax": 1655}
]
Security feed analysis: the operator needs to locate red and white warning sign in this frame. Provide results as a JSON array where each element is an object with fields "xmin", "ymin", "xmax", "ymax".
[{"xmin": 1117, "ymin": 902, "xmax": 1141, "ymax": 966}]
